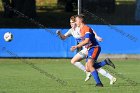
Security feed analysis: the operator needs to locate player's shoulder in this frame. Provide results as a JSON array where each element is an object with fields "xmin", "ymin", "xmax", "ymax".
[
  {"xmin": 83, "ymin": 25, "xmax": 90, "ymax": 29},
  {"xmin": 67, "ymin": 28, "xmax": 74, "ymax": 33},
  {"xmin": 83, "ymin": 25, "xmax": 93, "ymax": 33},
  {"xmin": 83, "ymin": 25, "xmax": 92, "ymax": 30},
  {"xmin": 64, "ymin": 28, "xmax": 73, "ymax": 36}
]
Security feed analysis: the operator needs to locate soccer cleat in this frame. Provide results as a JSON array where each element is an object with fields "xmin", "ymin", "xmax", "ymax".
[
  {"xmin": 96, "ymin": 83, "xmax": 103, "ymax": 87},
  {"xmin": 85, "ymin": 72, "xmax": 91, "ymax": 82},
  {"xmin": 110, "ymin": 77, "xmax": 117, "ymax": 85},
  {"xmin": 105, "ymin": 58, "xmax": 115, "ymax": 69}
]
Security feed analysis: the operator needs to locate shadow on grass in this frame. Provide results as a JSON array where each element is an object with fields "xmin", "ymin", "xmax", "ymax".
[{"xmin": 87, "ymin": 82, "xmax": 140, "ymax": 87}]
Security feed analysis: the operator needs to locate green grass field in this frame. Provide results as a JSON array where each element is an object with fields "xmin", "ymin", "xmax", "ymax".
[{"xmin": 0, "ymin": 59, "xmax": 139, "ymax": 93}]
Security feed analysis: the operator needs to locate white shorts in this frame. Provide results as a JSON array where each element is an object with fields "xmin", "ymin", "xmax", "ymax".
[{"xmin": 78, "ymin": 48, "xmax": 88, "ymax": 59}]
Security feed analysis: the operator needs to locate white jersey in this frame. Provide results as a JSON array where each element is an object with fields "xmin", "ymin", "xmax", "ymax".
[
  {"xmin": 64, "ymin": 27, "xmax": 83, "ymax": 43},
  {"xmin": 64, "ymin": 27, "xmax": 87, "ymax": 55}
]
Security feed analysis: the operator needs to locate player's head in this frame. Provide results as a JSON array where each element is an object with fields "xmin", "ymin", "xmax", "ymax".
[
  {"xmin": 75, "ymin": 14, "xmax": 85, "ymax": 27},
  {"xmin": 70, "ymin": 15, "xmax": 76, "ymax": 28}
]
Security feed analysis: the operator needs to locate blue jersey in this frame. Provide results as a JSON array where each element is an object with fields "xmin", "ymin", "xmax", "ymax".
[{"xmin": 80, "ymin": 25, "xmax": 99, "ymax": 48}]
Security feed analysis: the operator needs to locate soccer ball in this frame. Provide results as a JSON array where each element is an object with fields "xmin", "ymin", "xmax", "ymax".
[{"xmin": 4, "ymin": 32, "xmax": 13, "ymax": 42}]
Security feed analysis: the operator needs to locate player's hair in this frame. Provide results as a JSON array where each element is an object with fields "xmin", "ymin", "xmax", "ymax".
[
  {"xmin": 75, "ymin": 14, "xmax": 85, "ymax": 22},
  {"xmin": 70, "ymin": 15, "xmax": 76, "ymax": 23}
]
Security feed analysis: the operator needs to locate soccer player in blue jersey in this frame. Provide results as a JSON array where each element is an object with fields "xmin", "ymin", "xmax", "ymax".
[{"xmin": 71, "ymin": 14, "xmax": 115, "ymax": 87}]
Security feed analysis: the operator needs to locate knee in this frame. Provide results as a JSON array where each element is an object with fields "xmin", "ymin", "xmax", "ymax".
[
  {"xmin": 71, "ymin": 59, "xmax": 76, "ymax": 64},
  {"xmin": 89, "ymin": 65, "xmax": 95, "ymax": 71},
  {"xmin": 86, "ymin": 67, "xmax": 90, "ymax": 72},
  {"xmin": 87, "ymin": 63, "xmax": 95, "ymax": 72}
]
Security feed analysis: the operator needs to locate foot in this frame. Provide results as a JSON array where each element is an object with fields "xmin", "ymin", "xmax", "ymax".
[
  {"xmin": 105, "ymin": 58, "xmax": 115, "ymax": 69},
  {"xmin": 96, "ymin": 83, "xmax": 103, "ymax": 87},
  {"xmin": 110, "ymin": 77, "xmax": 117, "ymax": 85},
  {"xmin": 85, "ymin": 72, "xmax": 91, "ymax": 82}
]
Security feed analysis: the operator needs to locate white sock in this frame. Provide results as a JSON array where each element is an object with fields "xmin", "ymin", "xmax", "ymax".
[
  {"xmin": 73, "ymin": 62, "xmax": 86, "ymax": 72},
  {"xmin": 97, "ymin": 68, "xmax": 113, "ymax": 80}
]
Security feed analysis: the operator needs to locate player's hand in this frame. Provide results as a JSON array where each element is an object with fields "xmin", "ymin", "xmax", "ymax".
[
  {"xmin": 96, "ymin": 36, "xmax": 103, "ymax": 42},
  {"xmin": 70, "ymin": 46, "xmax": 78, "ymax": 52},
  {"xmin": 56, "ymin": 30, "xmax": 61, "ymax": 35}
]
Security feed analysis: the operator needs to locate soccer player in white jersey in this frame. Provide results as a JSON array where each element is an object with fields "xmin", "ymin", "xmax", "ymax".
[{"xmin": 56, "ymin": 16, "xmax": 116, "ymax": 85}]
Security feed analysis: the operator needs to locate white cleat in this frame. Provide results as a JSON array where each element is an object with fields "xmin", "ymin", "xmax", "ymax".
[
  {"xmin": 85, "ymin": 72, "xmax": 91, "ymax": 82},
  {"xmin": 110, "ymin": 77, "xmax": 117, "ymax": 85}
]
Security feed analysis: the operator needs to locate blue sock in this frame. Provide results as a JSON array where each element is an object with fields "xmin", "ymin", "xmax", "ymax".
[
  {"xmin": 94, "ymin": 60, "xmax": 107, "ymax": 69},
  {"xmin": 91, "ymin": 70, "xmax": 101, "ymax": 84}
]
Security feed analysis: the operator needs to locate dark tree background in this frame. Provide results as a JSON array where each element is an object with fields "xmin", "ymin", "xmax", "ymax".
[
  {"xmin": 135, "ymin": 0, "xmax": 140, "ymax": 21},
  {"xmin": 2, "ymin": 0, "xmax": 36, "ymax": 18}
]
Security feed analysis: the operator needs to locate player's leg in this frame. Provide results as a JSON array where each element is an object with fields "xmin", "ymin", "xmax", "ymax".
[
  {"xmin": 86, "ymin": 47, "xmax": 103, "ymax": 87},
  {"xmin": 97, "ymin": 68, "xmax": 117, "ymax": 85},
  {"xmin": 87, "ymin": 46, "xmax": 107, "ymax": 69},
  {"xmin": 88, "ymin": 46, "xmax": 116, "ymax": 85},
  {"xmin": 71, "ymin": 50, "xmax": 91, "ymax": 81},
  {"xmin": 84, "ymin": 62, "xmax": 91, "ymax": 82},
  {"xmin": 89, "ymin": 46, "xmax": 115, "ymax": 69},
  {"xmin": 93, "ymin": 58, "xmax": 115, "ymax": 69},
  {"xmin": 86, "ymin": 58, "xmax": 103, "ymax": 87},
  {"xmin": 71, "ymin": 52, "xmax": 86, "ymax": 72}
]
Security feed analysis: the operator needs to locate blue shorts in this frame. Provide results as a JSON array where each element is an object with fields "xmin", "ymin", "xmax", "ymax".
[{"xmin": 86, "ymin": 46, "xmax": 101, "ymax": 62}]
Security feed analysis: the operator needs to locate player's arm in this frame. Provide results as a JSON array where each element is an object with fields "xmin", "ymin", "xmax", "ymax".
[
  {"xmin": 93, "ymin": 30, "xmax": 103, "ymax": 42},
  {"xmin": 56, "ymin": 29, "xmax": 72, "ymax": 40},
  {"xmin": 71, "ymin": 30, "xmax": 91, "ymax": 51},
  {"xmin": 56, "ymin": 30, "xmax": 68, "ymax": 40},
  {"xmin": 77, "ymin": 38, "xmax": 89, "ymax": 48},
  {"xmin": 77, "ymin": 31, "xmax": 91, "ymax": 48},
  {"xmin": 71, "ymin": 38, "xmax": 89, "ymax": 51}
]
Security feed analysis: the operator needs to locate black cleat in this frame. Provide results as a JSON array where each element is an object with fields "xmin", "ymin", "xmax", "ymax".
[
  {"xmin": 96, "ymin": 83, "xmax": 103, "ymax": 87},
  {"xmin": 105, "ymin": 58, "xmax": 115, "ymax": 69}
]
